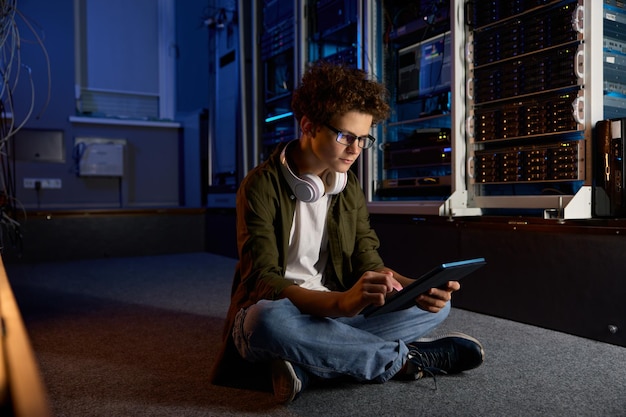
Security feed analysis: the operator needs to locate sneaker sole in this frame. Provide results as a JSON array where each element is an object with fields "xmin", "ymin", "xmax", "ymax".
[{"xmin": 271, "ymin": 360, "xmax": 302, "ymax": 404}]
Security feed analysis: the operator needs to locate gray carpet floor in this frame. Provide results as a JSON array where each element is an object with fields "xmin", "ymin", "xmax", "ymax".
[{"xmin": 5, "ymin": 252, "xmax": 626, "ymax": 417}]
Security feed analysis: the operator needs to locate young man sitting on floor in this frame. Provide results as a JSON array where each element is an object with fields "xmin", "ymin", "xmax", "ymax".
[{"xmin": 210, "ymin": 62, "xmax": 484, "ymax": 403}]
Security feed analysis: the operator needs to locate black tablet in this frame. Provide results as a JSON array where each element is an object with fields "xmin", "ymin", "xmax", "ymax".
[{"xmin": 362, "ymin": 257, "xmax": 486, "ymax": 318}]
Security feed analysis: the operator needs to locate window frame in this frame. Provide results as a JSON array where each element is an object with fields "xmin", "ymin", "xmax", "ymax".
[{"xmin": 73, "ymin": 0, "xmax": 176, "ymax": 121}]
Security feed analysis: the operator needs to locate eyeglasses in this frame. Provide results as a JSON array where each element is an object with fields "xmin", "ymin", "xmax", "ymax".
[{"xmin": 325, "ymin": 124, "xmax": 376, "ymax": 149}]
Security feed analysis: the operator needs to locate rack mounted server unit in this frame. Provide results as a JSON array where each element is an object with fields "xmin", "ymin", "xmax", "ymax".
[{"xmin": 378, "ymin": 128, "xmax": 452, "ymax": 197}]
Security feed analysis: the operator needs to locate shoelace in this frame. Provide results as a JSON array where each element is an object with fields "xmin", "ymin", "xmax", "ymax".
[{"xmin": 408, "ymin": 348, "xmax": 451, "ymax": 390}]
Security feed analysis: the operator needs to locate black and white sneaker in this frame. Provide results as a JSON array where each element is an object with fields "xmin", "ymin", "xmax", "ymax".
[
  {"xmin": 271, "ymin": 360, "xmax": 304, "ymax": 403},
  {"xmin": 404, "ymin": 332, "xmax": 484, "ymax": 380}
]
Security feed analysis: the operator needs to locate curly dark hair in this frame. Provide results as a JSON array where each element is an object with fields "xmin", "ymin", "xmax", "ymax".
[{"xmin": 291, "ymin": 62, "xmax": 390, "ymax": 126}]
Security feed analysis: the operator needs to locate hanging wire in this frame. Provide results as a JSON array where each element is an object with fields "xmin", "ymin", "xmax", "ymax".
[{"xmin": 0, "ymin": 0, "xmax": 51, "ymax": 256}]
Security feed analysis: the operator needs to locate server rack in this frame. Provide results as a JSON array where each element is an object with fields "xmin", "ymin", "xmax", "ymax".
[
  {"xmin": 365, "ymin": 0, "xmax": 467, "ymax": 216},
  {"xmin": 255, "ymin": 0, "xmax": 298, "ymax": 165},
  {"xmin": 452, "ymin": 0, "xmax": 626, "ymax": 219},
  {"xmin": 248, "ymin": 0, "xmax": 369, "ymax": 170}
]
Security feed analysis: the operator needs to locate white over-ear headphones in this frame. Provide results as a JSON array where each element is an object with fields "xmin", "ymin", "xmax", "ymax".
[{"xmin": 280, "ymin": 141, "xmax": 347, "ymax": 202}]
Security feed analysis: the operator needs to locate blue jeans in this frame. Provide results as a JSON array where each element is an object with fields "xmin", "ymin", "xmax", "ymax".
[{"xmin": 232, "ymin": 298, "xmax": 450, "ymax": 383}]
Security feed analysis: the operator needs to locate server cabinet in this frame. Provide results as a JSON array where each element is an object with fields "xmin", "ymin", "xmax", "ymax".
[
  {"xmin": 364, "ymin": 0, "xmax": 473, "ymax": 216},
  {"xmin": 255, "ymin": 0, "xmax": 298, "ymax": 165},
  {"xmin": 247, "ymin": 0, "xmax": 370, "ymax": 170},
  {"xmin": 453, "ymin": 1, "xmax": 626, "ymax": 219}
]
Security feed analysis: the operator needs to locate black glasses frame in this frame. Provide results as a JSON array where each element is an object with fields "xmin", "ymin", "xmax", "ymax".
[{"xmin": 325, "ymin": 124, "xmax": 376, "ymax": 149}]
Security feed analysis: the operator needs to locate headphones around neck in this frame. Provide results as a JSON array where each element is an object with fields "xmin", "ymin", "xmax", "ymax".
[{"xmin": 279, "ymin": 141, "xmax": 347, "ymax": 202}]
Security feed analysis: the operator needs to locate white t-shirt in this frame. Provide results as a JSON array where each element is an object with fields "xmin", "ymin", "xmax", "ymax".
[{"xmin": 284, "ymin": 194, "xmax": 331, "ymax": 292}]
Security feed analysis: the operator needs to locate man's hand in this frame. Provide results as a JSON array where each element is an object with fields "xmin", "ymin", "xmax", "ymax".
[
  {"xmin": 339, "ymin": 271, "xmax": 403, "ymax": 316},
  {"xmin": 281, "ymin": 270, "xmax": 402, "ymax": 318},
  {"xmin": 416, "ymin": 281, "xmax": 460, "ymax": 313}
]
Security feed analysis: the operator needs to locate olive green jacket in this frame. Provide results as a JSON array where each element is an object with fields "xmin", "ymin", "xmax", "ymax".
[{"xmin": 210, "ymin": 142, "xmax": 385, "ymax": 389}]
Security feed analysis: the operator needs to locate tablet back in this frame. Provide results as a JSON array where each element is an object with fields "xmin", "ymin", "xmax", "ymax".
[{"xmin": 362, "ymin": 257, "xmax": 486, "ymax": 318}]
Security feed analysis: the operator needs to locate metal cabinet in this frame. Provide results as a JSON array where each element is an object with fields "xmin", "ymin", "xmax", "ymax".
[
  {"xmin": 453, "ymin": 1, "xmax": 626, "ymax": 219},
  {"xmin": 366, "ymin": 0, "xmax": 458, "ymax": 216}
]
